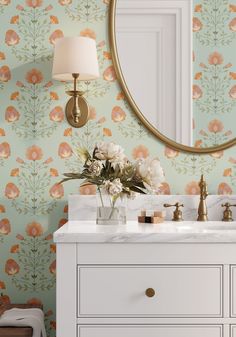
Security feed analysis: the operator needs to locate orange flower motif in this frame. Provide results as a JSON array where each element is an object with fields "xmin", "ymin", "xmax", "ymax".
[
  {"xmin": 0, "ymin": 281, "xmax": 6, "ymax": 290},
  {"xmin": 26, "ymin": 68, "xmax": 43, "ymax": 84},
  {"xmin": 158, "ymin": 182, "xmax": 171, "ymax": 195},
  {"xmin": 88, "ymin": 106, "xmax": 96, "ymax": 120},
  {"xmin": 229, "ymin": 157, "xmax": 236, "ymax": 164},
  {"xmin": 164, "ymin": 146, "xmax": 179, "ymax": 158},
  {"xmin": 195, "ymin": 4, "xmax": 202, "ymax": 12},
  {"xmin": 50, "ymin": 244, "xmax": 56, "ymax": 253},
  {"xmin": 10, "ymin": 244, "xmax": 19, "ymax": 253},
  {"xmin": 230, "ymin": 72, "xmax": 236, "ymax": 80},
  {"xmin": 223, "ymin": 168, "xmax": 232, "ymax": 177},
  {"xmin": 5, "ymin": 259, "xmax": 20, "ymax": 275},
  {"xmin": 194, "ymin": 140, "xmax": 203, "ymax": 148},
  {"xmin": 208, "ymin": 119, "xmax": 224, "ymax": 133},
  {"xmin": 0, "ymin": 294, "xmax": 10, "ymax": 304},
  {"xmin": 192, "ymin": 17, "xmax": 202, "ymax": 32},
  {"xmin": 10, "ymin": 15, "xmax": 19, "ymax": 24},
  {"xmin": 44, "ymin": 157, "xmax": 53, "ymax": 164},
  {"xmin": 50, "ymin": 321, "xmax": 56, "ymax": 330},
  {"xmin": 208, "ymin": 52, "xmax": 223, "ymax": 65},
  {"xmin": 59, "ymin": 0, "xmax": 72, "ymax": 4},
  {"xmin": 103, "ymin": 128, "xmax": 112, "ymax": 136},
  {"xmin": 5, "ymin": 183, "xmax": 20, "ymax": 199},
  {"xmin": 49, "ymin": 260, "xmax": 56, "ymax": 274},
  {"xmin": 58, "ymin": 218, "xmax": 67, "ymax": 228},
  {"xmin": 229, "ymin": 18, "xmax": 236, "ymax": 31},
  {"xmin": 229, "ymin": 4, "xmax": 236, "ymax": 12},
  {"xmin": 49, "ymin": 106, "xmax": 64, "ymax": 122},
  {"xmin": 210, "ymin": 151, "xmax": 224, "ymax": 159},
  {"xmin": 185, "ymin": 181, "xmax": 200, "ymax": 195},
  {"xmin": 0, "ymin": 128, "xmax": 5, "ymax": 136},
  {"xmin": 79, "ymin": 184, "xmax": 97, "ymax": 195},
  {"xmin": 16, "ymin": 81, "xmax": 24, "ymax": 87},
  {"xmin": 58, "ymin": 142, "xmax": 72, "ymax": 158},
  {"xmin": 50, "ymin": 168, "xmax": 59, "ymax": 177},
  {"xmin": 0, "ymin": 52, "xmax": 5, "ymax": 60},
  {"xmin": 5, "ymin": 106, "xmax": 20, "ymax": 122},
  {"xmin": 194, "ymin": 72, "xmax": 202, "ymax": 80},
  {"xmin": 16, "ymin": 4, "xmax": 24, "ymax": 10},
  {"xmin": 50, "ymin": 91, "xmax": 59, "ymax": 100},
  {"xmin": 10, "ymin": 168, "xmax": 19, "ymax": 177},
  {"xmin": 98, "ymin": 116, "xmax": 106, "ymax": 124},
  {"xmin": 44, "ymin": 81, "xmax": 53, "ymax": 88},
  {"xmin": 0, "ymin": 219, "xmax": 11, "ymax": 235},
  {"xmin": 10, "ymin": 91, "xmax": 20, "ymax": 100},
  {"xmin": 26, "ymin": 145, "xmax": 43, "ymax": 161},
  {"xmin": 0, "ymin": 205, "xmax": 6, "ymax": 213},
  {"xmin": 64, "ymin": 128, "xmax": 72, "ymax": 136},
  {"xmin": 0, "ymin": 65, "xmax": 11, "ymax": 82},
  {"xmin": 64, "ymin": 204, "xmax": 68, "ymax": 213},
  {"xmin": 229, "ymin": 85, "xmax": 236, "ymax": 99},
  {"xmin": 25, "ymin": 0, "xmax": 43, "ymax": 7},
  {"xmin": 45, "ymin": 233, "xmax": 53, "ymax": 241},
  {"xmin": 132, "ymin": 145, "xmax": 149, "ymax": 159},
  {"xmin": 103, "ymin": 51, "xmax": 111, "ymax": 60},
  {"xmin": 50, "ymin": 183, "xmax": 64, "ymax": 199},
  {"xmin": 80, "ymin": 28, "xmax": 96, "ymax": 40},
  {"xmin": 0, "ymin": 0, "xmax": 10, "ymax": 5},
  {"xmin": 111, "ymin": 106, "xmax": 126, "ymax": 122},
  {"xmin": 103, "ymin": 66, "xmax": 117, "ymax": 82},
  {"xmin": 5, "ymin": 30, "xmax": 20, "ymax": 46},
  {"xmin": 26, "ymin": 222, "xmax": 44, "ymax": 237},
  {"xmin": 50, "ymin": 15, "xmax": 59, "ymax": 24},
  {"xmin": 16, "ymin": 157, "xmax": 24, "ymax": 164},
  {"xmin": 27, "ymin": 298, "xmax": 42, "ymax": 305},
  {"xmin": 49, "ymin": 30, "xmax": 64, "ymax": 45},
  {"xmin": 218, "ymin": 182, "xmax": 233, "ymax": 195},
  {"xmin": 192, "ymin": 84, "xmax": 203, "ymax": 99},
  {"xmin": 45, "ymin": 5, "xmax": 52, "ymax": 11},
  {"xmin": 16, "ymin": 234, "xmax": 24, "ymax": 240},
  {"xmin": 0, "ymin": 142, "xmax": 10, "ymax": 159},
  {"xmin": 116, "ymin": 92, "xmax": 125, "ymax": 100}
]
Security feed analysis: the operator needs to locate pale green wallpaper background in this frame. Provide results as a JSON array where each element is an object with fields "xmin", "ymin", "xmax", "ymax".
[{"xmin": 0, "ymin": 0, "xmax": 236, "ymax": 336}]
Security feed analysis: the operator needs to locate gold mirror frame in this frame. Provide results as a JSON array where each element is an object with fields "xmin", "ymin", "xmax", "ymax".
[{"xmin": 109, "ymin": 0, "xmax": 236, "ymax": 154}]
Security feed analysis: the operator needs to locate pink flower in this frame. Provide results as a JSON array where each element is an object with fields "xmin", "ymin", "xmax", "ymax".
[
  {"xmin": 208, "ymin": 52, "xmax": 223, "ymax": 65},
  {"xmin": 0, "ymin": 219, "xmax": 11, "ymax": 235},
  {"xmin": 26, "ymin": 222, "xmax": 44, "ymax": 237},
  {"xmin": 5, "ymin": 30, "xmax": 20, "ymax": 46},
  {"xmin": 49, "ymin": 106, "xmax": 64, "ymax": 122},
  {"xmin": 5, "ymin": 259, "xmax": 20, "ymax": 275},
  {"xmin": 26, "ymin": 68, "xmax": 43, "ymax": 84},
  {"xmin": 49, "ymin": 183, "xmax": 64, "ymax": 199},
  {"xmin": 218, "ymin": 182, "xmax": 232, "ymax": 195},
  {"xmin": 25, "ymin": 0, "xmax": 43, "ymax": 8},
  {"xmin": 103, "ymin": 66, "xmax": 116, "ymax": 82},
  {"xmin": 229, "ymin": 85, "xmax": 236, "ymax": 99},
  {"xmin": 26, "ymin": 145, "xmax": 43, "ymax": 161},
  {"xmin": 0, "ymin": 66, "xmax": 11, "ymax": 82},
  {"xmin": 5, "ymin": 183, "xmax": 20, "ymax": 199},
  {"xmin": 111, "ymin": 106, "xmax": 126, "ymax": 122},
  {"xmin": 49, "ymin": 30, "xmax": 64, "ymax": 45},
  {"xmin": 5, "ymin": 106, "xmax": 20, "ymax": 122},
  {"xmin": 132, "ymin": 145, "xmax": 149, "ymax": 159},
  {"xmin": 193, "ymin": 85, "xmax": 203, "ymax": 99},
  {"xmin": 49, "ymin": 260, "xmax": 56, "ymax": 274},
  {"xmin": 58, "ymin": 142, "xmax": 72, "ymax": 158},
  {"xmin": 208, "ymin": 119, "xmax": 224, "ymax": 133},
  {"xmin": 192, "ymin": 17, "xmax": 202, "ymax": 32},
  {"xmin": 164, "ymin": 147, "xmax": 179, "ymax": 159},
  {"xmin": 0, "ymin": 142, "xmax": 10, "ymax": 159},
  {"xmin": 185, "ymin": 181, "xmax": 200, "ymax": 195}
]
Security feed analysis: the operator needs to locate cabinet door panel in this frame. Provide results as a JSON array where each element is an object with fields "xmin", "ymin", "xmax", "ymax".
[
  {"xmin": 78, "ymin": 325, "xmax": 222, "ymax": 337},
  {"xmin": 78, "ymin": 265, "xmax": 222, "ymax": 317}
]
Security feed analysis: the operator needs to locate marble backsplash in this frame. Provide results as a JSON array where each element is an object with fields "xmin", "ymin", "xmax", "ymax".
[{"xmin": 69, "ymin": 194, "xmax": 236, "ymax": 222}]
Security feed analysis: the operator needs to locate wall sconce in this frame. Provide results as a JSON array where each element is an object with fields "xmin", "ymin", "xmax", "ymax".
[{"xmin": 52, "ymin": 36, "xmax": 99, "ymax": 128}]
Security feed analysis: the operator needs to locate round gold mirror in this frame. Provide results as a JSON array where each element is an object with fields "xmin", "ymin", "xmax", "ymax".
[{"xmin": 109, "ymin": 0, "xmax": 236, "ymax": 154}]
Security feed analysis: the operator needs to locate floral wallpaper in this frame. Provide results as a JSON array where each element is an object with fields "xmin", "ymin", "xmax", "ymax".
[{"xmin": 0, "ymin": 0, "xmax": 236, "ymax": 336}]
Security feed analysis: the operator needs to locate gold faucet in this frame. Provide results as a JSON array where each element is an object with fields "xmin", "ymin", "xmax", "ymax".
[{"xmin": 197, "ymin": 174, "xmax": 208, "ymax": 221}]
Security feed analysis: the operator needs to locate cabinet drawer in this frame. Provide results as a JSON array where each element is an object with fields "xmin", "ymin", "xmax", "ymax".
[
  {"xmin": 78, "ymin": 325, "xmax": 223, "ymax": 337},
  {"xmin": 78, "ymin": 265, "xmax": 222, "ymax": 317}
]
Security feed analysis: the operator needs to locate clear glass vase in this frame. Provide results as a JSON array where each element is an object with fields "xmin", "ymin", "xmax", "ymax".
[{"xmin": 96, "ymin": 192, "xmax": 127, "ymax": 225}]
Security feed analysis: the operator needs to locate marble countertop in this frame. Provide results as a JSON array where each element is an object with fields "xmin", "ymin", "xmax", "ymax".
[{"xmin": 53, "ymin": 220, "xmax": 236, "ymax": 243}]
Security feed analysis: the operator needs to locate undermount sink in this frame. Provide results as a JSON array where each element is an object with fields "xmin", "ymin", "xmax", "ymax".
[{"xmin": 173, "ymin": 221, "xmax": 236, "ymax": 231}]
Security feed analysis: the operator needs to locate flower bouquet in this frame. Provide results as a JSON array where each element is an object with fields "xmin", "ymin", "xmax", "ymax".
[{"xmin": 61, "ymin": 142, "xmax": 165, "ymax": 225}]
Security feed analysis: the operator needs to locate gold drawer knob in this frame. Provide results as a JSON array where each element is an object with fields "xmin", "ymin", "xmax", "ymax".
[{"xmin": 145, "ymin": 288, "xmax": 155, "ymax": 298}]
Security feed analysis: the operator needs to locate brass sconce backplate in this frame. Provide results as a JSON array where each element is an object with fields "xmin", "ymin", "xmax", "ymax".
[{"xmin": 65, "ymin": 96, "xmax": 89, "ymax": 128}]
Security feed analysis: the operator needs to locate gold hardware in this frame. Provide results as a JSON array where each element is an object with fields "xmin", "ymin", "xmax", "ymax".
[
  {"xmin": 222, "ymin": 203, "xmax": 236, "ymax": 222},
  {"xmin": 164, "ymin": 203, "xmax": 184, "ymax": 221},
  {"xmin": 65, "ymin": 73, "xmax": 89, "ymax": 128},
  {"xmin": 197, "ymin": 175, "xmax": 208, "ymax": 221},
  {"xmin": 109, "ymin": 0, "xmax": 236, "ymax": 153},
  {"xmin": 145, "ymin": 288, "xmax": 155, "ymax": 298}
]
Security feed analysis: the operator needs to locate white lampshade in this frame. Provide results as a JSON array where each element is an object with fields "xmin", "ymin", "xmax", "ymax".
[{"xmin": 52, "ymin": 36, "xmax": 99, "ymax": 81}]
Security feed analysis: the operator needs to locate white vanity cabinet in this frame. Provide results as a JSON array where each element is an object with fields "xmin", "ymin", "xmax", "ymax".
[{"xmin": 54, "ymin": 221, "xmax": 236, "ymax": 337}]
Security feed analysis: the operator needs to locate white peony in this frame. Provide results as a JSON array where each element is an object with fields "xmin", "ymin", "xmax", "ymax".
[
  {"xmin": 88, "ymin": 160, "xmax": 103, "ymax": 176},
  {"xmin": 105, "ymin": 178, "xmax": 123, "ymax": 196},
  {"xmin": 95, "ymin": 142, "xmax": 126, "ymax": 167},
  {"xmin": 137, "ymin": 157, "xmax": 165, "ymax": 192}
]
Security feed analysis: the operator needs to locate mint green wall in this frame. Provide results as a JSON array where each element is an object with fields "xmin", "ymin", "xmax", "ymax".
[{"xmin": 0, "ymin": 1, "xmax": 236, "ymax": 335}]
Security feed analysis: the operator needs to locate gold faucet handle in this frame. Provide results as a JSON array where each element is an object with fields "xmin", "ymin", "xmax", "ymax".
[
  {"xmin": 221, "ymin": 203, "xmax": 236, "ymax": 222},
  {"xmin": 164, "ymin": 203, "xmax": 184, "ymax": 221}
]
